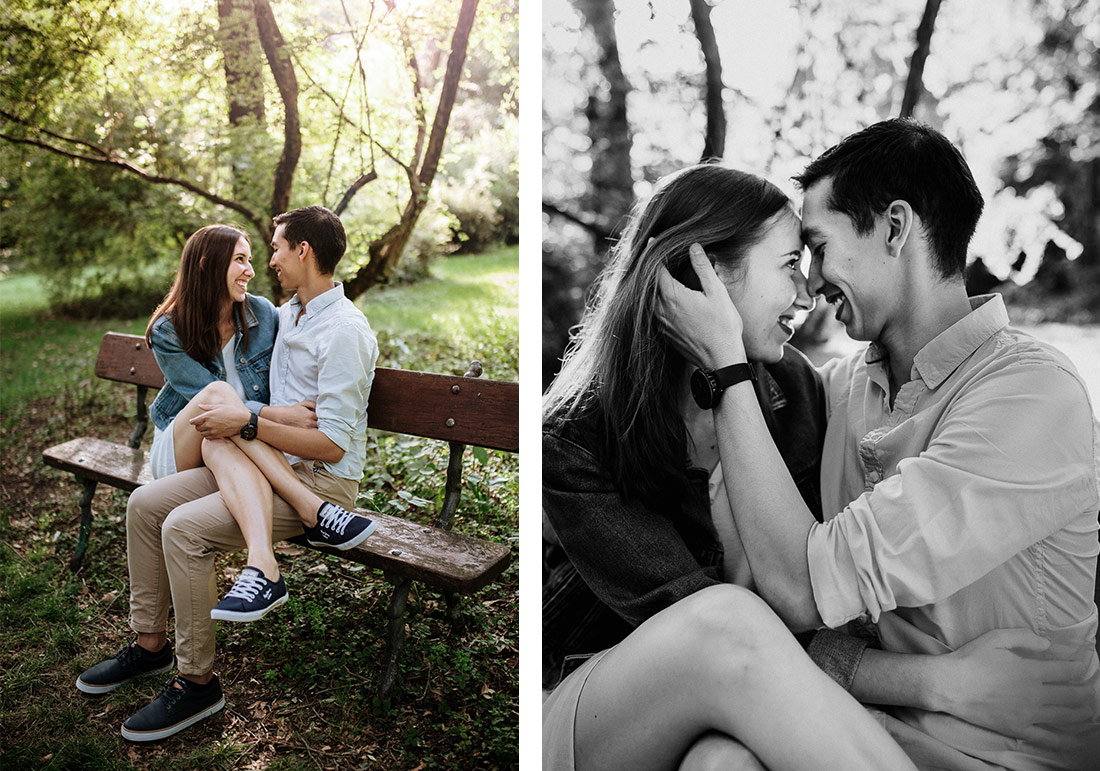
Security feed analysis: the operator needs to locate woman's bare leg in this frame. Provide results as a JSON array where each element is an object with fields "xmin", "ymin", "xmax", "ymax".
[
  {"xmin": 573, "ymin": 584, "xmax": 915, "ymax": 771},
  {"xmin": 227, "ymin": 437, "xmax": 325, "ymax": 527},
  {"xmin": 172, "ymin": 381, "xmax": 324, "ymax": 525},
  {"xmin": 170, "ymin": 381, "xmax": 246, "ymax": 473},
  {"xmin": 678, "ymin": 733, "xmax": 764, "ymax": 771},
  {"xmin": 200, "ymin": 438, "xmax": 279, "ymax": 579}
]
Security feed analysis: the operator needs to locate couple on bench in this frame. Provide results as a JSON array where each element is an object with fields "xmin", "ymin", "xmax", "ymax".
[{"xmin": 76, "ymin": 205, "xmax": 379, "ymax": 741}]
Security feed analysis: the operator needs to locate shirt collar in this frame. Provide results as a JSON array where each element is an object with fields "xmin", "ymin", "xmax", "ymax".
[
  {"xmin": 911, "ymin": 294, "xmax": 1008, "ymax": 388},
  {"xmin": 289, "ymin": 282, "xmax": 345, "ymax": 317}
]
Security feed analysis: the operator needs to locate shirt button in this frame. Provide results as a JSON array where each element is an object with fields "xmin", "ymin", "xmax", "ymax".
[
  {"xmin": 253, "ymin": 385, "xmax": 260, "ymax": 392},
  {"xmin": 239, "ymin": 357, "xmax": 245, "ymax": 363}
]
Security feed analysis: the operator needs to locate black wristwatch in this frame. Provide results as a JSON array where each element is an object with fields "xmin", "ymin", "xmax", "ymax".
[
  {"xmin": 239, "ymin": 409, "xmax": 259, "ymax": 440},
  {"xmin": 690, "ymin": 363, "xmax": 757, "ymax": 409}
]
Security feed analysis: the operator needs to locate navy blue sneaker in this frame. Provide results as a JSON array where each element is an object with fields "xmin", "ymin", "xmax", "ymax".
[
  {"xmin": 304, "ymin": 502, "xmax": 378, "ymax": 550},
  {"xmin": 121, "ymin": 674, "xmax": 224, "ymax": 742},
  {"xmin": 210, "ymin": 567, "xmax": 287, "ymax": 622},
  {"xmin": 76, "ymin": 639, "xmax": 174, "ymax": 695}
]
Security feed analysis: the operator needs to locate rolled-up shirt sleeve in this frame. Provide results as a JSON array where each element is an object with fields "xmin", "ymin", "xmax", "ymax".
[
  {"xmin": 315, "ymin": 317, "xmax": 377, "ymax": 453},
  {"xmin": 808, "ymin": 362, "xmax": 1100, "ymax": 628}
]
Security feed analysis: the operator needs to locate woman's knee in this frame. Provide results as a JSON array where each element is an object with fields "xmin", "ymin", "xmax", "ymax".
[
  {"xmin": 677, "ymin": 584, "xmax": 788, "ymax": 652},
  {"xmin": 193, "ymin": 379, "xmax": 239, "ymax": 405},
  {"xmin": 679, "ymin": 732, "xmax": 766, "ymax": 771}
]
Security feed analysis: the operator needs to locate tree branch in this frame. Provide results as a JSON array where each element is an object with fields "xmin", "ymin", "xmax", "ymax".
[
  {"xmin": 417, "ymin": 0, "xmax": 479, "ymax": 190},
  {"xmin": 0, "ymin": 128, "xmax": 264, "ymax": 230},
  {"xmin": 689, "ymin": 0, "xmax": 725, "ymax": 161},
  {"xmin": 900, "ymin": 0, "xmax": 943, "ymax": 119},
  {"xmin": 542, "ymin": 201, "xmax": 612, "ymax": 243},
  {"xmin": 252, "ymin": 0, "xmax": 300, "ymax": 219}
]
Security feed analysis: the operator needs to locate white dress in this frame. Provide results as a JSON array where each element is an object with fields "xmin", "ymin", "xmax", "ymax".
[{"xmin": 148, "ymin": 338, "xmax": 248, "ymax": 479}]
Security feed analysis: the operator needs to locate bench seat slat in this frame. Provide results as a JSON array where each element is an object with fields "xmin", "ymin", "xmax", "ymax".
[
  {"xmin": 43, "ymin": 438, "xmax": 510, "ymax": 594},
  {"xmin": 290, "ymin": 510, "xmax": 511, "ymax": 594},
  {"xmin": 42, "ymin": 437, "xmax": 153, "ymax": 491}
]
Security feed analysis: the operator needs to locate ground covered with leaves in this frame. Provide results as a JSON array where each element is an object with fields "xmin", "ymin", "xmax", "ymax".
[{"xmin": 0, "ymin": 249, "xmax": 519, "ymax": 770}]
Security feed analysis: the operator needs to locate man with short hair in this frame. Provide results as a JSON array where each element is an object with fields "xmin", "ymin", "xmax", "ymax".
[
  {"xmin": 76, "ymin": 205, "xmax": 380, "ymax": 742},
  {"xmin": 662, "ymin": 119, "xmax": 1100, "ymax": 769}
]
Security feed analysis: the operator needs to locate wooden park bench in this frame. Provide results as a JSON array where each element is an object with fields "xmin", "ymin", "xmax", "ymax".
[{"xmin": 42, "ymin": 331, "xmax": 518, "ymax": 699}]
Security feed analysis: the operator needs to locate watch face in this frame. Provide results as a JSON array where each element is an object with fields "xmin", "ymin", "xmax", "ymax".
[
  {"xmin": 240, "ymin": 418, "xmax": 258, "ymax": 440},
  {"xmin": 690, "ymin": 369, "xmax": 716, "ymax": 410}
]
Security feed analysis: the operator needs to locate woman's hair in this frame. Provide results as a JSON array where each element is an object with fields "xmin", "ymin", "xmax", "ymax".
[
  {"xmin": 544, "ymin": 164, "xmax": 792, "ymax": 507},
  {"xmin": 146, "ymin": 224, "xmax": 250, "ymax": 362}
]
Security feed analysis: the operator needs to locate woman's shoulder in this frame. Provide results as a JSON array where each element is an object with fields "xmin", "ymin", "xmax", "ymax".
[
  {"xmin": 246, "ymin": 293, "xmax": 277, "ymax": 317},
  {"xmin": 149, "ymin": 312, "xmax": 176, "ymax": 343}
]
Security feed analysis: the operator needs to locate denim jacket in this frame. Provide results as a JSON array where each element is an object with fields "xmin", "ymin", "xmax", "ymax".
[
  {"xmin": 149, "ymin": 294, "xmax": 278, "ymax": 430},
  {"xmin": 543, "ymin": 344, "xmax": 867, "ymax": 689}
]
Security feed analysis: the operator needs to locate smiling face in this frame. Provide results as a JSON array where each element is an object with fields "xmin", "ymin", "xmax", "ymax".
[
  {"xmin": 268, "ymin": 223, "xmax": 302, "ymax": 291},
  {"xmin": 716, "ymin": 209, "xmax": 815, "ymax": 364},
  {"xmin": 801, "ymin": 178, "xmax": 893, "ymax": 342},
  {"xmin": 225, "ymin": 235, "xmax": 254, "ymax": 304}
]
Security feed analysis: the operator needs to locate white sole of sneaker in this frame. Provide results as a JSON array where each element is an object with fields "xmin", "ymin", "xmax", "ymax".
[
  {"xmin": 307, "ymin": 518, "xmax": 379, "ymax": 551},
  {"xmin": 75, "ymin": 660, "xmax": 174, "ymax": 695},
  {"xmin": 209, "ymin": 592, "xmax": 288, "ymax": 622},
  {"xmin": 120, "ymin": 695, "xmax": 225, "ymax": 742}
]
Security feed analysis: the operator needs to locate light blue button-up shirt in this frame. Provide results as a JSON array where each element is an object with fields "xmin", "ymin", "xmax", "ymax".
[
  {"xmin": 810, "ymin": 294, "xmax": 1100, "ymax": 768},
  {"xmin": 270, "ymin": 283, "xmax": 378, "ymax": 481}
]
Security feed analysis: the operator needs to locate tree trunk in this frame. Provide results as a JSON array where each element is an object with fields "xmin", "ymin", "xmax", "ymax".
[
  {"xmin": 572, "ymin": 0, "xmax": 633, "ymax": 235},
  {"xmin": 341, "ymin": 0, "xmax": 480, "ymax": 300},
  {"xmin": 253, "ymin": 0, "xmax": 300, "ymax": 234},
  {"xmin": 900, "ymin": 0, "xmax": 943, "ymax": 119},
  {"xmin": 689, "ymin": 0, "xmax": 725, "ymax": 161},
  {"xmin": 217, "ymin": 0, "xmax": 266, "ymax": 200},
  {"xmin": 252, "ymin": 0, "xmax": 301, "ymax": 301}
]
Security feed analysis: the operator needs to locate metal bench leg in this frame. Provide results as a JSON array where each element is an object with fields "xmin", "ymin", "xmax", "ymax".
[
  {"xmin": 70, "ymin": 477, "xmax": 99, "ymax": 572},
  {"xmin": 444, "ymin": 591, "xmax": 464, "ymax": 632},
  {"xmin": 376, "ymin": 576, "xmax": 413, "ymax": 701}
]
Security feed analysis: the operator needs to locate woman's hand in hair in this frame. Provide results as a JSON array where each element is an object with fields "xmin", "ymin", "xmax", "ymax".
[{"xmin": 657, "ymin": 243, "xmax": 747, "ymax": 369}]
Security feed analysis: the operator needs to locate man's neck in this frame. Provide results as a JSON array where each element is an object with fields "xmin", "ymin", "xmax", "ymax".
[
  {"xmin": 293, "ymin": 275, "xmax": 338, "ymax": 310},
  {"xmin": 877, "ymin": 279, "xmax": 972, "ymax": 403}
]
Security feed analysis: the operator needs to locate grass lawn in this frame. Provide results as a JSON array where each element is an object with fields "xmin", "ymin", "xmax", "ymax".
[{"xmin": 0, "ymin": 247, "xmax": 519, "ymax": 770}]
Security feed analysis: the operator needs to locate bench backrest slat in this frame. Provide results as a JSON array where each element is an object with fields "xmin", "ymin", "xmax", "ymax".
[
  {"xmin": 96, "ymin": 332, "xmax": 518, "ymax": 452},
  {"xmin": 96, "ymin": 334, "xmax": 166, "ymax": 388}
]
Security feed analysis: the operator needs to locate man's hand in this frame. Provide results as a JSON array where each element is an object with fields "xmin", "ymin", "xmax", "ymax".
[
  {"xmin": 189, "ymin": 403, "xmax": 251, "ymax": 439},
  {"xmin": 656, "ymin": 242, "xmax": 747, "ymax": 369},
  {"xmin": 932, "ymin": 628, "xmax": 1096, "ymax": 737},
  {"xmin": 260, "ymin": 401, "xmax": 318, "ymax": 429}
]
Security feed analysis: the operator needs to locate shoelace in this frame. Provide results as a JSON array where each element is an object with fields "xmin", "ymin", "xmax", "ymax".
[
  {"xmin": 157, "ymin": 676, "xmax": 188, "ymax": 708},
  {"xmin": 116, "ymin": 641, "xmax": 143, "ymax": 667},
  {"xmin": 319, "ymin": 504, "xmax": 355, "ymax": 535},
  {"xmin": 223, "ymin": 571, "xmax": 266, "ymax": 601}
]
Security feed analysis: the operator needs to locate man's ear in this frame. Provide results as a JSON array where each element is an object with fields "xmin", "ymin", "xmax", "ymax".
[
  {"xmin": 297, "ymin": 241, "xmax": 311, "ymax": 264},
  {"xmin": 884, "ymin": 200, "xmax": 913, "ymax": 258}
]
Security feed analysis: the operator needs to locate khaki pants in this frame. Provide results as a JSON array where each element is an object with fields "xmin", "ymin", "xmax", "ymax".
[{"xmin": 125, "ymin": 462, "xmax": 358, "ymax": 676}]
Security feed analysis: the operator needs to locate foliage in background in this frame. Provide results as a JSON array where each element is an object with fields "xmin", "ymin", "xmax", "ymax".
[
  {"xmin": 0, "ymin": 0, "xmax": 519, "ymax": 312},
  {"xmin": 542, "ymin": 0, "xmax": 1100, "ymax": 385}
]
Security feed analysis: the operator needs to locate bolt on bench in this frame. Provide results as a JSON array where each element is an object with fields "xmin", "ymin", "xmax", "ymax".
[{"xmin": 42, "ymin": 331, "xmax": 518, "ymax": 700}]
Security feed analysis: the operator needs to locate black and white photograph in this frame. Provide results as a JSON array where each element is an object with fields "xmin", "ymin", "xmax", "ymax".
[{"xmin": 542, "ymin": 0, "xmax": 1100, "ymax": 769}]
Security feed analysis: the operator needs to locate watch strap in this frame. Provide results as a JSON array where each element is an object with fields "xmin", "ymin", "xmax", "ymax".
[{"xmin": 712, "ymin": 362, "xmax": 756, "ymax": 389}]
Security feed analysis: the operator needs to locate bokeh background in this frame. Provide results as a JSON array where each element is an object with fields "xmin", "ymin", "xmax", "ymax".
[{"xmin": 542, "ymin": 0, "xmax": 1100, "ymax": 398}]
